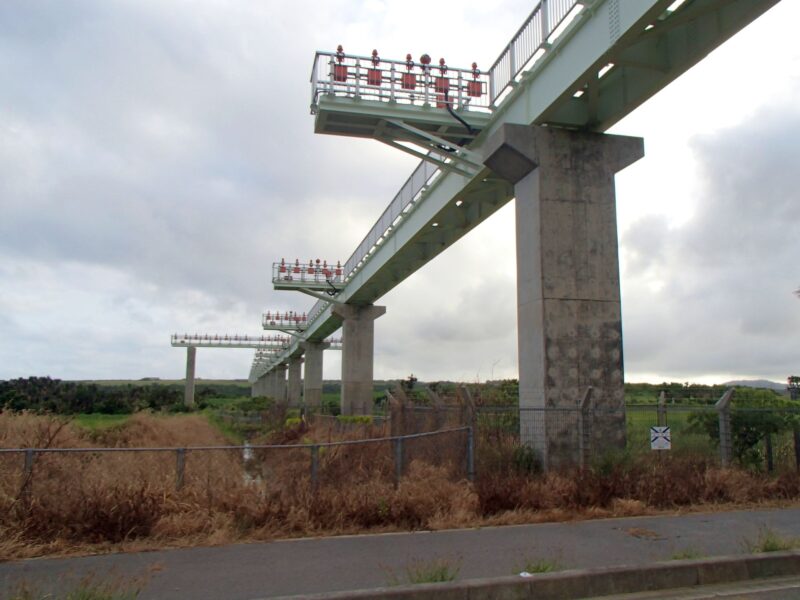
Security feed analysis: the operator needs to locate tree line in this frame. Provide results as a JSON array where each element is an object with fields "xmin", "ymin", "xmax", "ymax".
[{"xmin": 0, "ymin": 377, "xmax": 249, "ymax": 414}]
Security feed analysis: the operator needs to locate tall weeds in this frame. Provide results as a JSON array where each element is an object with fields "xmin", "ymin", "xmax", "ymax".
[{"xmin": 2, "ymin": 412, "xmax": 800, "ymax": 560}]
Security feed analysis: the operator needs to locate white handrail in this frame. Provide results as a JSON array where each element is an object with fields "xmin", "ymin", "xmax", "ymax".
[{"xmin": 488, "ymin": 0, "xmax": 582, "ymax": 105}]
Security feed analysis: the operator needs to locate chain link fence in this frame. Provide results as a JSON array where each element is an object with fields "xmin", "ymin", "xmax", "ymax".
[
  {"xmin": 0, "ymin": 427, "xmax": 473, "ymax": 511},
  {"xmin": 386, "ymin": 387, "xmax": 800, "ymax": 473}
]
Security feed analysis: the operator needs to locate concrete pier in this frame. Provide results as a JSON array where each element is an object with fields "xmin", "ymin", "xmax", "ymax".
[
  {"xmin": 274, "ymin": 363, "xmax": 288, "ymax": 404},
  {"xmin": 301, "ymin": 341, "xmax": 329, "ymax": 410},
  {"xmin": 287, "ymin": 357, "xmax": 303, "ymax": 407},
  {"xmin": 251, "ymin": 376, "xmax": 262, "ymax": 398},
  {"xmin": 254, "ymin": 375, "xmax": 269, "ymax": 398},
  {"xmin": 484, "ymin": 124, "xmax": 644, "ymax": 469},
  {"xmin": 265, "ymin": 370, "xmax": 276, "ymax": 399},
  {"xmin": 332, "ymin": 305, "xmax": 386, "ymax": 415},
  {"xmin": 184, "ymin": 346, "xmax": 196, "ymax": 407}
]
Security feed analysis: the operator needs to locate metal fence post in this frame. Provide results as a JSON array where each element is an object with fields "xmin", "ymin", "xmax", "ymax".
[
  {"xmin": 577, "ymin": 387, "xmax": 593, "ymax": 469},
  {"xmin": 765, "ymin": 434, "xmax": 774, "ymax": 473},
  {"xmin": 466, "ymin": 427, "xmax": 475, "ymax": 482},
  {"xmin": 175, "ymin": 448, "xmax": 186, "ymax": 491},
  {"xmin": 540, "ymin": 0, "xmax": 550, "ymax": 43},
  {"xmin": 657, "ymin": 391, "xmax": 667, "ymax": 427},
  {"xmin": 20, "ymin": 449, "xmax": 35, "ymax": 504},
  {"xmin": 310, "ymin": 445, "xmax": 319, "ymax": 490},
  {"xmin": 794, "ymin": 429, "xmax": 800, "ymax": 473},
  {"xmin": 393, "ymin": 437, "xmax": 404, "ymax": 488},
  {"xmin": 716, "ymin": 389, "xmax": 734, "ymax": 467}
]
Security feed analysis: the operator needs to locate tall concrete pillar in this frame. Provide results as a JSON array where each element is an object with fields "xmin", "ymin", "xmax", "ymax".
[
  {"xmin": 484, "ymin": 124, "xmax": 644, "ymax": 469},
  {"xmin": 252, "ymin": 375, "xmax": 267, "ymax": 398},
  {"xmin": 266, "ymin": 370, "xmax": 277, "ymax": 399},
  {"xmin": 184, "ymin": 346, "xmax": 196, "ymax": 407},
  {"xmin": 287, "ymin": 357, "xmax": 303, "ymax": 407},
  {"xmin": 301, "ymin": 341, "xmax": 330, "ymax": 411},
  {"xmin": 332, "ymin": 304, "xmax": 386, "ymax": 415},
  {"xmin": 274, "ymin": 363, "xmax": 288, "ymax": 404}
]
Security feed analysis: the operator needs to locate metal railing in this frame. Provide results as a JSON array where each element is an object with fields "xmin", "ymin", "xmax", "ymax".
[
  {"xmin": 262, "ymin": 311, "xmax": 308, "ymax": 330},
  {"xmin": 272, "ymin": 259, "xmax": 343, "ymax": 289},
  {"xmin": 171, "ymin": 333, "xmax": 290, "ymax": 348},
  {"xmin": 389, "ymin": 397, "xmax": 800, "ymax": 473},
  {"xmin": 300, "ymin": 153, "xmax": 443, "ymax": 339},
  {"xmin": 288, "ymin": 1, "xmax": 587, "ymax": 358},
  {"xmin": 488, "ymin": 0, "xmax": 583, "ymax": 104},
  {"xmin": 310, "ymin": 51, "xmax": 492, "ymax": 112},
  {"xmin": 1, "ymin": 426, "xmax": 474, "ymax": 494}
]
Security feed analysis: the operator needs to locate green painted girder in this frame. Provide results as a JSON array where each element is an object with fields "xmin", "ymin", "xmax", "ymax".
[
  {"xmin": 538, "ymin": 0, "xmax": 782, "ymax": 131},
  {"xmin": 314, "ymin": 94, "xmax": 492, "ymax": 146},
  {"xmin": 256, "ymin": 0, "xmax": 782, "ymax": 379}
]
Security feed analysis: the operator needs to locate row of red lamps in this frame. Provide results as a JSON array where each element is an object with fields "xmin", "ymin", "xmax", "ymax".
[
  {"xmin": 175, "ymin": 334, "xmax": 288, "ymax": 342},
  {"xmin": 264, "ymin": 311, "xmax": 308, "ymax": 322},
  {"xmin": 333, "ymin": 46, "xmax": 483, "ymax": 98},
  {"xmin": 278, "ymin": 258, "xmax": 343, "ymax": 277}
]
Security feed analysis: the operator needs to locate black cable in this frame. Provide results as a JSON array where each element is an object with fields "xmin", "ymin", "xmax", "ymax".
[
  {"xmin": 433, "ymin": 90, "xmax": 473, "ymax": 152},
  {"xmin": 326, "ymin": 278, "xmax": 338, "ymax": 296},
  {"xmin": 444, "ymin": 89, "xmax": 474, "ymax": 137}
]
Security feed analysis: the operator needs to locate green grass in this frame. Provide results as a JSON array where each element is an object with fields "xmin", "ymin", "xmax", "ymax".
[
  {"xmin": 745, "ymin": 527, "xmax": 800, "ymax": 553},
  {"xmin": 624, "ymin": 406, "xmax": 717, "ymax": 457},
  {"xmin": 670, "ymin": 548, "xmax": 706, "ymax": 560},
  {"xmin": 204, "ymin": 410, "xmax": 245, "ymax": 443},
  {"xmin": 7, "ymin": 572, "xmax": 144, "ymax": 599},
  {"xmin": 517, "ymin": 558, "xmax": 561, "ymax": 574},
  {"xmin": 385, "ymin": 557, "xmax": 461, "ymax": 586}
]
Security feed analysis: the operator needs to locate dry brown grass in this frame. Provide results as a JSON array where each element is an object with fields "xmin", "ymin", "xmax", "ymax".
[{"xmin": 3, "ymin": 412, "xmax": 800, "ymax": 561}]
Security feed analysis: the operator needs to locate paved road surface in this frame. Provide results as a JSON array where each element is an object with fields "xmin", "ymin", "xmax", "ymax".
[{"xmin": 2, "ymin": 507, "xmax": 800, "ymax": 599}]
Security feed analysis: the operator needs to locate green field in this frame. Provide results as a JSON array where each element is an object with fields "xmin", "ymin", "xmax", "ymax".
[{"xmin": 625, "ymin": 405, "xmax": 717, "ymax": 457}]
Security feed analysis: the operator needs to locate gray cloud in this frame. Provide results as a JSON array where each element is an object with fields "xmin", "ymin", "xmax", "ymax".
[
  {"xmin": 1, "ymin": 0, "xmax": 798, "ymax": 383},
  {"xmin": 621, "ymin": 103, "xmax": 800, "ymax": 380}
]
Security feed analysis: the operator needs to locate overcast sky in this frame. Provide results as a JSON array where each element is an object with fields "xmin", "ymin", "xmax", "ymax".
[{"xmin": 1, "ymin": 0, "xmax": 798, "ymax": 384}]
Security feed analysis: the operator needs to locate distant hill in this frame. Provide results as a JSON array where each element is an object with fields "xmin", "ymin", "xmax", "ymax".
[{"xmin": 724, "ymin": 379, "xmax": 788, "ymax": 395}]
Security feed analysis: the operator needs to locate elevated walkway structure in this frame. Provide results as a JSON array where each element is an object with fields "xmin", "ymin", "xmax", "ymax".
[
  {"xmin": 172, "ymin": 333, "xmax": 290, "ymax": 349},
  {"xmin": 171, "ymin": 333, "xmax": 291, "ymax": 408},
  {"xmin": 272, "ymin": 259, "xmax": 343, "ymax": 296},
  {"xmin": 251, "ymin": 0, "xmax": 780, "ymax": 432},
  {"xmin": 311, "ymin": 48, "xmax": 492, "ymax": 175}
]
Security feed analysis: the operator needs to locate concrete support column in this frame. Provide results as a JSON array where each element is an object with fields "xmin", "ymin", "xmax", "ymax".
[
  {"xmin": 332, "ymin": 304, "xmax": 386, "ymax": 415},
  {"xmin": 484, "ymin": 124, "xmax": 644, "ymax": 469},
  {"xmin": 287, "ymin": 357, "xmax": 303, "ymax": 407},
  {"xmin": 274, "ymin": 364, "xmax": 288, "ymax": 404},
  {"xmin": 184, "ymin": 346, "xmax": 196, "ymax": 408},
  {"xmin": 254, "ymin": 375, "xmax": 268, "ymax": 398},
  {"xmin": 301, "ymin": 342, "xmax": 330, "ymax": 411},
  {"xmin": 266, "ymin": 370, "xmax": 277, "ymax": 399}
]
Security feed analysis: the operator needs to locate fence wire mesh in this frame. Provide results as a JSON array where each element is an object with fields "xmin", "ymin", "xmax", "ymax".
[{"xmin": 0, "ymin": 427, "xmax": 474, "ymax": 518}]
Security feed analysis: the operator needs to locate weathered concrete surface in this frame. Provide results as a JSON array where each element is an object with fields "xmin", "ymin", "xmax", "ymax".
[
  {"xmin": 267, "ymin": 369, "xmax": 278, "ymax": 400},
  {"xmin": 484, "ymin": 124, "xmax": 644, "ymax": 468},
  {"xmin": 288, "ymin": 357, "xmax": 303, "ymax": 407},
  {"xmin": 332, "ymin": 304, "xmax": 386, "ymax": 415},
  {"xmin": 275, "ymin": 363, "xmax": 288, "ymax": 404},
  {"xmin": 301, "ymin": 341, "xmax": 329, "ymax": 409},
  {"xmin": 251, "ymin": 375, "xmax": 266, "ymax": 398},
  {"xmin": 184, "ymin": 346, "xmax": 196, "ymax": 407}
]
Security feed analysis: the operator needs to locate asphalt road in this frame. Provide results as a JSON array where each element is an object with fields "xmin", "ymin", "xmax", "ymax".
[{"xmin": 2, "ymin": 507, "xmax": 800, "ymax": 599}]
